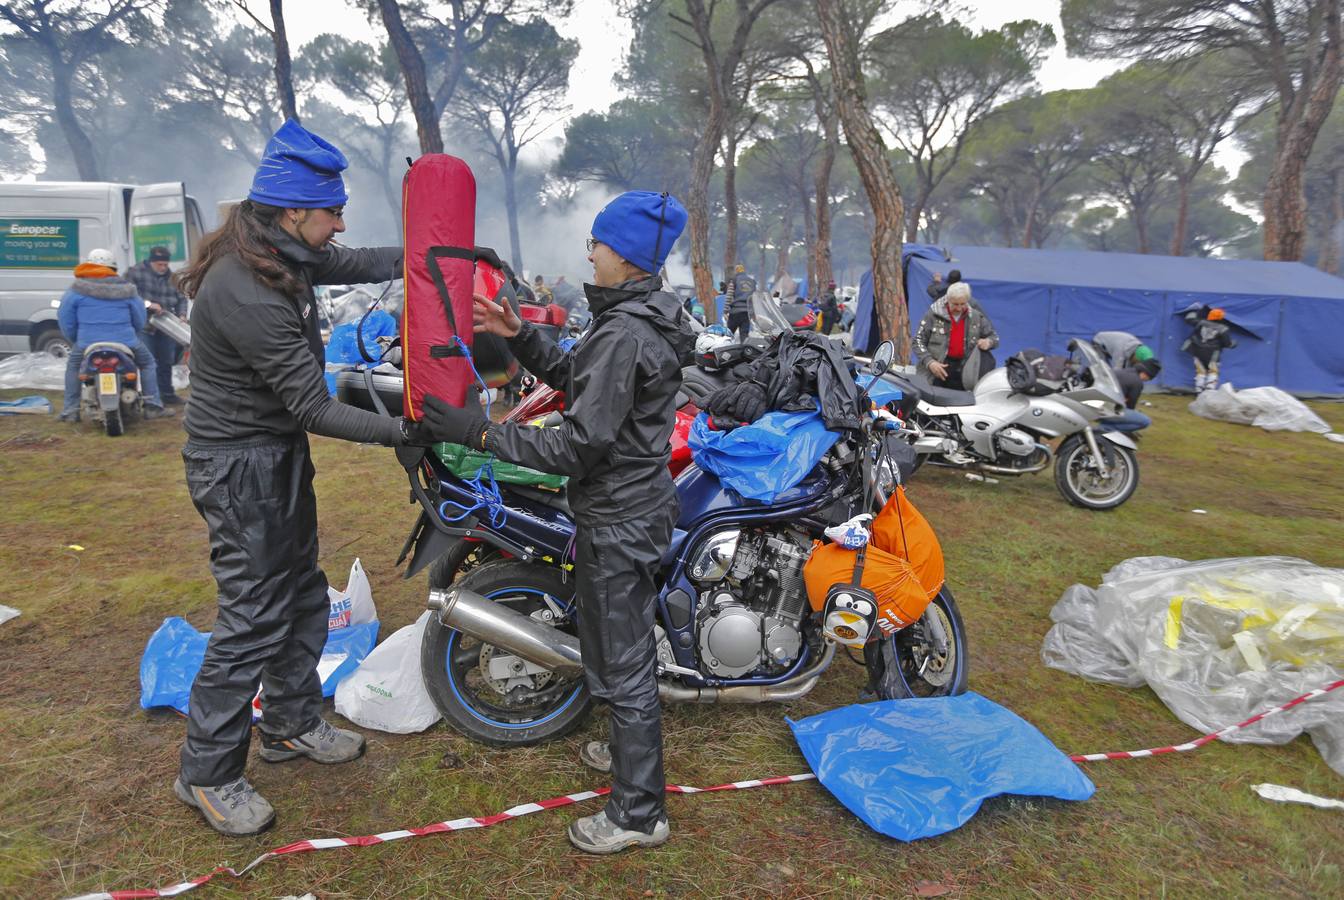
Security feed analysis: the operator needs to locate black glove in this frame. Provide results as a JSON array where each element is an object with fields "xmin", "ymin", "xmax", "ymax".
[
  {"xmin": 728, "ymin": 380, "xmax": 768, "ymax": 422},
  {"xmin": 404, "ymin": 391, "xmax": 490, "ymax": 448}
]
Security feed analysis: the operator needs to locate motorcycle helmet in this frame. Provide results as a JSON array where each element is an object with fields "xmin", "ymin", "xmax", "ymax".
[
  {"xmin": 85, "ymin": 248, "xmax": 117, "ymax": 270},
  {"xmin": 695, "ymin": 329, "xmax": 734, "ymax": 357}
]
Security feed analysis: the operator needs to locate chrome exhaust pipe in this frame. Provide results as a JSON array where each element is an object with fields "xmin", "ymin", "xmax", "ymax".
[
  {"xmin": 658, "ymin": 642, "xmax": 836, "ymax": 704},
  {"xmin": 977, "ymin": 443, "xmax": 1053, "ymax": 476},
  {"xmin": 428, "ymin": 587, "xmax": 584, "ymax": 678}
]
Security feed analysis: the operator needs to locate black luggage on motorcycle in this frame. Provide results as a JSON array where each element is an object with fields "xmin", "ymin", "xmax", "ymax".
[{"xmin": 1007, "ymin": 348, "xmax": 1072, "ymax": 396}]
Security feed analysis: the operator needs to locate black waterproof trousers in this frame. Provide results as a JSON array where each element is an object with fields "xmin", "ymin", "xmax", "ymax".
[
  {"xmin": 727, "ymin": 311, "xmax": 751, "ymax": 344},
  {"xmin": 574, "ymin": 504, "xmax": 676, "ymax": 833},
  {"xmin": 179, "ymin": 434, "xmax": 329, "ymax": 787}
]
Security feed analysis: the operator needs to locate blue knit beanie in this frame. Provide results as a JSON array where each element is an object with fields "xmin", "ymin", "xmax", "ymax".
[
  {"xmin": 590, "ymin": 191, "xmax": 688, "ymax": 274},
  {"xmin": 247, "ymin": 119, "xmax": 349, "ymax": 208}
]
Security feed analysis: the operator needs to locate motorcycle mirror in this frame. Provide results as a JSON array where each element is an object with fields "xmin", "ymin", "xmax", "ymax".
[{"xmin": 869, "ymin": 341, "xmax": 895, "ymax": 377}]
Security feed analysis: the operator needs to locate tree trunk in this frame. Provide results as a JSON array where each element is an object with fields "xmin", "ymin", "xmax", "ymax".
[
  {"xmin": 50, "ymin": 59, "xmax": 101, "ymax": 180},
  {"xmin": 808, "ymin": 70, "xmax": 839, "ymax": 291},
  {"xmin": 1170, "ymin": 176, "xmax": 1192, "ymax": 257},
  {"xmin": 378, "ymin": 0, "xmax": 443, "ymax": 155},
  {"xmin": 1264, "ymin": 0, "xmax": 1343, "ymax": 260},
  {"xmin": 800, "ymin": 180, "xmax": 817, "ymax": 292},
  {"xmin": 904, "ymin": 195, "xmax": 924, "ymax": 244},
  {"xmin": 503, "ymin": 161, "xmax": 523, "ymax": 273},
  {"xmin": 721, "ymin": 132, "xmax": 740, "ymax": 280},
  {"xmin": 814, "ymin": 0, "xmax": 909, "ymax": 361},
  {"xmin": 1320, "ymin": 167, "xmax": 1344, "ymax": 273},
  {"xmin": 775, "ymin": 213, "xmax": 793, "ymax": 282},
  {"xmin": 1133, "ymin": 207, "xmax": 1150, "ymax": 255},
  {"xmin": 687, "ymin": 107, "xmax": 725, "ymax": 316},
  {"xmin": 269, "ymin": 0, "xmax": 299, "ymax": 122},
  {"xmin": 1021, "ymin": 183, "xmax": 1042, "ymax": 248}
]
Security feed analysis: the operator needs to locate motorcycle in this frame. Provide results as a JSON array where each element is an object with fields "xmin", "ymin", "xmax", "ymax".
[
  {"xmin": 390, "ymin": 341, "xmax": 968, "ymax": 746},
  {"xmin": 77, "ymin": 342, "xmax": 143, "ymax": 437},
  {"xmin": 899, "ymin": 339, "xmax": 1140, "ymax": 510}
]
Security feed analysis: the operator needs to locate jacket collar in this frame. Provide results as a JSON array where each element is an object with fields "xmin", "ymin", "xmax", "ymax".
[
  {"xmin": 582, "ymin": 275, "xmax": 663, "ymax": 317},
  {"xmin": 268, "ymin": 224, "xmax": 329, "ymax": 271}
]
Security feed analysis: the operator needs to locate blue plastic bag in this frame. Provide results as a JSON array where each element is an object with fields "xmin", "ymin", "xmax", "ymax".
[
  {"xmin": 139, "ymin": 617, "xmax": 379, "ymax": 716},
  {"xmin": 688, "ymin": 410, "xmax": 839, "ymax": 503},
  {"xmin": 788, "ymin": 694, "xmax": 1094, "ymax": 841},
  {"xmin": 324, "ymin": 310, "xmax": 398, "ymax": 395}
]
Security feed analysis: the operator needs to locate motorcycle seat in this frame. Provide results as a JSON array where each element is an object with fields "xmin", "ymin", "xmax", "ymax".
[
  {"xmin": 911, "ymin": 374, "xmax": 976, "ymax": 407},
  {"xmin": 83, "ymin": 341, "xmax": 135, "ymax": 357},
  {"xmin": 501, "ymin": 482, "xmax": 573, "ymax": 519}
]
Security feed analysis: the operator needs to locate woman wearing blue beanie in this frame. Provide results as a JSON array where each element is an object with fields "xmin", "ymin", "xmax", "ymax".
[
  {"xmin": 422, "ymin": 190, "xmax": 695, "ymax": 853},
  {"xmin": 171, "ymin": 121, "xmax": 461, "ymax": 836}
]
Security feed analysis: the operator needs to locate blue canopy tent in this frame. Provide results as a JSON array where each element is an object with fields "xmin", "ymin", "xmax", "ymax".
[{"xmin": 853, "ymin": 245, "xmax": 1344, "ymax": 395}]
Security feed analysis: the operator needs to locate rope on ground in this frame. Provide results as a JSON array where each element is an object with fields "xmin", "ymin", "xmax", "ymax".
[{"xmin": 69, "ymin": 680, "xmax": 1344, "ymax": 899}]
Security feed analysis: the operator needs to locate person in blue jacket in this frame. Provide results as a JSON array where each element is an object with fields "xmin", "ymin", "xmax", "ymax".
[{"xmin": 56, "ymin": 249, "xmax": 172, "ymax": 422}]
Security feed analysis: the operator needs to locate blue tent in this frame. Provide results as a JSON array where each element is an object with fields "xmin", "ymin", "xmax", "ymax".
[{"xmin": 855, "ymin": 245, "xmax": 1344, "ymax": 395}]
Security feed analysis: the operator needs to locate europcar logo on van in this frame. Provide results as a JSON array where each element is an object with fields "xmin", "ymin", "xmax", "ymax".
[{"xmin": 0, "ymin": 218, "xmax": 79, "ymax": 268}]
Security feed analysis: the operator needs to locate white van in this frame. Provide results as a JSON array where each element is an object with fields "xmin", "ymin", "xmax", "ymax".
[{"xmin": 0, "ymin": 181, "xmax": 206, "ymax": 356}]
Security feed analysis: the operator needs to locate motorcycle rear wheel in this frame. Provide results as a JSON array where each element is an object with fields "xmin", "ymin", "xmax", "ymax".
[
  {"xmin": 1054, "ymin": 434, "xmax": 1139, "ymax": 510},
  {"xmin": 866, "ymin": 587, "xmax": 969, "ymax": 699},
  {"xmin": 104, "ymin": 408, "xmax": 124, "ymax": 437},
  {"xmin": 421, "ymin": 560, "xmax": 592, "ymax": 746}
]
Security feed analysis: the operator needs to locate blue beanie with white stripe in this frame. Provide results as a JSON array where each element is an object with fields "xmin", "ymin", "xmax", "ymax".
[{"xmin": 247, "ymin": 119, "xmax": 349, "ymax": 208}]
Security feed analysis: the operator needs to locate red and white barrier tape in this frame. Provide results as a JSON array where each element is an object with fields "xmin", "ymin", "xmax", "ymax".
[
  {"xmin": 70, "ymin": 774, "xmax": 817, "ymax": 900},
  {"xmin": 1068, "ymin": 678, "xmax": 1344, "ymax": 762},
  {"xmin": 71, "ymin": 679, "xmax": 1344, "ymax": 900}
]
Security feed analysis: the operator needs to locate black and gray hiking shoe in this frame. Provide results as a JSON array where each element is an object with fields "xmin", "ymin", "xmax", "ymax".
[
  {"xmin": 579, "ymin": 740, "xmax": 612, "ymax": 774},
  {"xmin": 568, "ymin": 810, "xmax": 669, "ymax": 854},
  {"xmin": 174, "ymin": 776, "xmax": 276, "ymax": 837},
  {"xmin": 259, "ymin": 718, "xmax": 366, "ymax": 765}
]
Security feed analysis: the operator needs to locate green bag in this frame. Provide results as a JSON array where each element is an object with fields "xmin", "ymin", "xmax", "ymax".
[{"xmin": 433, "ymin": 442, "xmax": 567, "ymax": 491}]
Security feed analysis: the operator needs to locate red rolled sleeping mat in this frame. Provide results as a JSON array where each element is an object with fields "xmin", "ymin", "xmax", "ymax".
[{"xmin": 401, "ymin": 154, "xmax": 476, "ymax": 418}]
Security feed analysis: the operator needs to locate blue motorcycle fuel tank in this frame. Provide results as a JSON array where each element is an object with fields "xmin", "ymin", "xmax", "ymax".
[{"xmin": 674, "ymin": 463, "xmax": 832, "ymax": 530}]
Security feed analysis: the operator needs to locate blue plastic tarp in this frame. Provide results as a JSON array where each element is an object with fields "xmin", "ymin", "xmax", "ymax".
[
  {"xmin": 139, "ymin": 616, "xmax": 379, "ymax": 715},
  {"xmin": 854, "ymin": 244, "xmax": 1344, "ymax": 395},
  {"xmin": 688, "ymin": 410, "xmax": 840, "ymax": 503},
  {"xmin": 788, "ymin": 693, "xmax": 1095, "ymax": 841},
  {"xmin": 0, "ymin": 395, "xmax": 52, "ymax": 415},
  {"xmin": 324, "ymin": 310, "xmax": 399, "ymax": 394}
]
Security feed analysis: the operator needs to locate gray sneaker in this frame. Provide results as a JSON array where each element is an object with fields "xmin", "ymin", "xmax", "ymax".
[
  {"xmin": 143, "ymin": 404, "xmax": 176, "ymax": 420},
  {"xmin": 174, "ymin": 776, "xmax": 276, "ymax": 837},
  {"xmin": 580, "ymin": 740, "xmax": 612, "ymax": 773},
  {"xmin": 259, "ymin": 718, "xmax": 366, "ymax": 764},
  {"xmin": 568, "ymin": 810, "xmax": 669, "ymax": 854},
  {"xmin": 57, "ymin": 410, "xmax": 79, "ymax": 423}
]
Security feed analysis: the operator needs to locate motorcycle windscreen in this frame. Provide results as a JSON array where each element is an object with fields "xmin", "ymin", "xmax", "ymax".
[{"xmin": 401, "ymin": 154, "xmax": 476, "ymax": 418}]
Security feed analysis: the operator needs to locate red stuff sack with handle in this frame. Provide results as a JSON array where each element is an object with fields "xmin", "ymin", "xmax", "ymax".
[{"xmin": 401, "ymin": 154, "xmax": 476, "ymax": 417}]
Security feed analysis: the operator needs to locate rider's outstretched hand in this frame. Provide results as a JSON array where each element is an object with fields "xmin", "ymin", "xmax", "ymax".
[{"xmin": 473, "ymin": 293, "xmax": 522, "ymax": 338}]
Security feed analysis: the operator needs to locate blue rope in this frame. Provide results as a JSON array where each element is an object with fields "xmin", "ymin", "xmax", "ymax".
[{"xmin": 437, "ymin": 334, "xmax": 508, "ymax": 529}]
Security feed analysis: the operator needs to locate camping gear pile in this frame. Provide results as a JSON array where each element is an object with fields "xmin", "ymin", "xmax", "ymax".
[{"xmin": 1042, "ymin": 556, "xmax": 1344, "ymax": 775}]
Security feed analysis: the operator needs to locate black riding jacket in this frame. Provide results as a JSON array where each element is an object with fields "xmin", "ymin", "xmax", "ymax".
[{"xmin": 485, "ymin": 275, "xmax": 695, "ymax": 525}]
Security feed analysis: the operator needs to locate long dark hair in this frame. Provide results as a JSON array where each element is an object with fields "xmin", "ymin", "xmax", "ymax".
[{"xmin": 176, "ymin": 199, "xmax": 306, "ymax": 299}]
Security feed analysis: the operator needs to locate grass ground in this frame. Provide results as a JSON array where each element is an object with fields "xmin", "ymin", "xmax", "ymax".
[{"xmin": 1, "ymin": 389, "xmax": 1342, "ymax": 899}]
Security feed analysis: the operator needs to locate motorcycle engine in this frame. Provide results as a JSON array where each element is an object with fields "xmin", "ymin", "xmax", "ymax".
[
  {"xmin": 686, "ymin": 528, "xmax": 812, "ymax": 677},
  {"xmin": 995, "ymin": 426, "xmax": 1037, "ymax": 457}
]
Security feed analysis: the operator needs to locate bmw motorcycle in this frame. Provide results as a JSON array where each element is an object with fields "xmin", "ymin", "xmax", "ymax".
[
  {"xmin": 899, "ymin": 339, "xmax": 1140, "ymax": 510},
  {"xmin": 392, "ymin": 342, "xmax": 969, "ymax": 746}
]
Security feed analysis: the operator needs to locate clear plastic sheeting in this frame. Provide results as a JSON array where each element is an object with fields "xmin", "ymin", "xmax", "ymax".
[
  {"xmin": 0, "ymin": 352, "xmax": 188, "ymax": 391},
  {"xmin": 1043, "ymin": 556, "xmax": 1344, "ymax": 775},
  {"xmin": 1189, "ymin": 383, "xmax": 1331, "ymax": 433},
  {"xmin": 0, "ymin": 352, "xmax": 64, "ymax": 391}
]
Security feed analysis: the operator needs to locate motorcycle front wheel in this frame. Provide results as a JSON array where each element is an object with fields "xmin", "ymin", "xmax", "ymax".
[
  {"xmin": 1053, "ymin": 434, "xmax": 1139, "ymax": 510},
  {"xmin": 866, "ymin": 587, "xmax": 969, "ymax": 699},
  {"xmin": 421, "ymin": 560, "xmax": 592, "ymax": 746}
]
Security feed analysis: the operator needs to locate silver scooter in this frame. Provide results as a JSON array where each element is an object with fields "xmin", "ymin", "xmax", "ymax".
[{"xmin": 900, "ymin": 339, "xmax": 1140, "ymax": 509}]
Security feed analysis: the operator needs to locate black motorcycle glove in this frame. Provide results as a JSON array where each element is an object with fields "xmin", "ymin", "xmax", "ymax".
[
  {"xmin": 404, "ymin": 392, "xmax": 491, "ymax": 449},
  {"xmin": 728, "ymin": 380, "xmax": 769, "ymax": 422}
]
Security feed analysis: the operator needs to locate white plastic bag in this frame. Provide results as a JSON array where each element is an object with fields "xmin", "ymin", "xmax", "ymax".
[
  {"xmin": 328, "ymin": 558, "xmax": 377, "ymax": 630},
  {"xmin": 334, "ymin": 611, "xmax": 441, "ymax": 734},
  {"xmin": 1189, "ymin": 383, "xmax": 1330, "ymax": 433}
]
